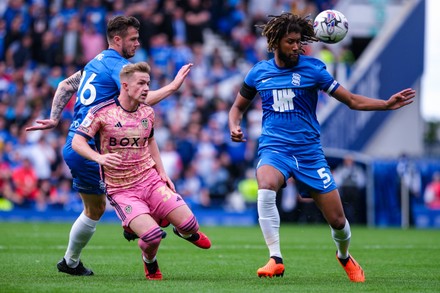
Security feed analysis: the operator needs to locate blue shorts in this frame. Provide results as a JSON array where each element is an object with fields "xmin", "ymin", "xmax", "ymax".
[
  {"xmin": 256, "ymin": 148, "xmax": 337, "ymax": 198},
  {"xmin": 63, "ymin": 134, "xmax": 104, "ymax": 195}
]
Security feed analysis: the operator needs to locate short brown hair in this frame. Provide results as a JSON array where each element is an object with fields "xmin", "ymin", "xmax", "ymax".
[{"xmin": 106, "ymin": 15, "xmax": 140, "ymax": 42}]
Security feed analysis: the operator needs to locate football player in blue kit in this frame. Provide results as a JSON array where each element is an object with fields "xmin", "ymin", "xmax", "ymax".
[
  {"xmin": 228, "ymin": 12, "xmax": 415, "ymax": 282},
  {"xmin": 26, "ymin": 15, "xmax": 193, "ymax": 276}
]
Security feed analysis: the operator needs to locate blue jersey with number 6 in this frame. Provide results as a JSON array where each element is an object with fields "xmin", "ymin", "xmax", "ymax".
[
  {"xmin": 68, "ymin": 49, "xmax": 129, "ymax": 136},
  {"xmin": 63, "ymin": 49, "xmax": 129, "ymax": 195}
]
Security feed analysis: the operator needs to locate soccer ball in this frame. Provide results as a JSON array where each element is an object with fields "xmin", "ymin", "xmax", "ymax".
[{"xmin": 313, "ymin": 10, "xmax": 348, "ymax": 44}]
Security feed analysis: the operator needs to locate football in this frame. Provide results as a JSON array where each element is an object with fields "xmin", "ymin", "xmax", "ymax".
[{"xmin": 313, "ymin": 10, "xmax": 348, "ymax": 44}]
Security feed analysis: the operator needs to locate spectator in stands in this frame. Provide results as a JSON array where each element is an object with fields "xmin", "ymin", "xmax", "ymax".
[
  {"xmin": 59, "ymin": 0, "xmax": 80, "ymax": 26},
  {"xmin": 28, "ymin": 1, "xmax": 49, "ymax": 60},
  {"xmin": 194, "ymin": 128, "xmax": 218, "ymax": 183},
  {"xmin": 22, "ymin": 135, "xmax": 57, "ymax": 183},
  {"xmin": 183, "ymin": 0, "xmax": 211, "ymax": 46},
  {"xmin": 39, "ymin": 179, "xmax": 58, "ymax": 210},
  {"xmin": 0, "ymin": 149, "xmax": 14, "ymax": 210},
  {"xmin": 205, "ymin": 153, "xmax": 231, "ymax": 206},
  {"xmin": 0, "ymin": 20, "xmax": 6, "ymax": 61},
  {"xmin": 318, "ymin": 45, "xmax": 336, "ymax": 76},
  {"xmin": 174, "ymin": 121, "xmax": 199, "ymax": 170},
  {"xmin": 149, "ymin": 33, "xmax": 173, "ymax": 78},
  {"xmin": 171, "ymin": 36, "xmax": 193, "ymax": 77},
  {"xmin": 61, "ymin": 16, "xmax": 83, "ymax": 67},
  {"xmin": 333, "ymin": 155, "xmax": 367, "ymax": 223},
  {"xmin": 4, "ymin": 15, "xmax": 26, "ymax": 67},
  {"xmin": 176, "ymin": 161, "xmax": 210, "ymax": 208},
  {"xmin": 424, "ymin": 171, "xmax": 440, "ymax": 209},
  {"xmin": 80, "ymin": 23, "xmax": 106, "ymax": 62},
  {"xmin": 6, "ymin": 96, "xmax": 31, "ymax": 129},
  {"xmin": 397, "ymin": 153, "xmax": 422, "ymax": 224},
  {"xmin": 188, "ymin": 44, "xmax": 209, "ymax": 92},
  {"xmin": 9, "ymin": 33, "xmax": 32, "ymax": 69},
  {"xmin": 38, "ymin": 30, "xmax": 62, "ymax": 67},
  {"xmin": 160, "ymin": 139, "xmax": 183, "ymax": 181},
  {"xmin": 338, "ymin": 44, "xmax": 356, "ymax": 79},
  {"xmin": 10, "ymin": 157, "xmax": 43, "ymax": 209},
  {"xmin": 81, "ymin": 0, "xmax": 107, "ymax": 35},
  {"xmin": 291, "ymin": 0, "xmax": 318, "ymax": 17},
  {"xmin": 0, "ymin": 116, "xmax": 10, "ymax": 146},
  {"xmin": 207, "ymin": 54, "xmax": 229, "ymax": 85},
  {"xmin": 57, "ymin": 177, "xmax": 82, "ymax": 212}
]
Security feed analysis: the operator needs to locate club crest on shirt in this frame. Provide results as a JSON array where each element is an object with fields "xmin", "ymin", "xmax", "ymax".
[
  {"xmin": 291, "ymin": 73, "xmax": 301, "ymax": 86},
  {"xmin": 82, "ymin": 114, "xmax": 94, "ymax": 127},
  {"xmin": 141, "ymin": 118, "xmax": 149, "ymax": 129},
  {"xmin": 125, "ymin": 205, "xmax": 132, "ymax": 214}
]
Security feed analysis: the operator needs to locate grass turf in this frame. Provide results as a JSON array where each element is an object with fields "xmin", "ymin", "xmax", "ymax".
[{"xmin": 0, "ymin": 222, "xmax": 439, "ymax": 293}]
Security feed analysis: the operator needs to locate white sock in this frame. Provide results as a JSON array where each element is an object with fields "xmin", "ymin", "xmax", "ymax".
[
  {"xmin": 331, "ymin": 219, "xmax": 351, "ymax": 259},
  {"xmin": 258, "ymin": 189, "xmax": 282, "ymax": 259},
  {"xmin": 143, "ymin": 255, "xmax": 157, "ymax": 263},
  {"xmin": 64, "ymin": 212, "xmax": 98, "ymax": 267}
]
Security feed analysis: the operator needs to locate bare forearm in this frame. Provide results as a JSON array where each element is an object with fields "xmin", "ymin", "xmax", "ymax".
[
  {"xmin": 72, "ymin": 135, "xmax": 99, "ymax": 163},
  {"xmin": 50, "ymin": 71, "xmax": 82, "ymax": 121},
  {"xmin": 145, "ymin": 85, "xmax": 175, "ymax": 106},
  {"xmin": 145, "ymin": 63, "xmax": 193, "ymax": 106},
  {"xmin": 348, "ymin": 94, "xmax": 388, "ymax": 111},
  {"xmin": 148, "ymin": 137, "xmax": 167, "ymax": 174}
]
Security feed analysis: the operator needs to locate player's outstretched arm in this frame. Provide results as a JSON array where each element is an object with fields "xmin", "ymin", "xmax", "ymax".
[
  {"xmin": 332, "ymin": 85, "xmax": 416, "ymax": 111},
  {"xmin": 145, "ymin": 63, "xmax": 193, "ymax": 106},
  {"xmin": 25, "ymin": 71, "xmax": 82, "ymax": 131}
]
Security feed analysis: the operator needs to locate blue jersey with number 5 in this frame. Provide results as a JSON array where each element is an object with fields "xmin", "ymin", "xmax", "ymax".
[
  {"xmin": 244, "ymin": 55, "xmax": 339, "ymax": 157},
  {"xmin": 244, "ymin": 55, "xmax": 339, "ymax": 194},
  {"xmin": 68, "ymin": 49, "xmax": 129, "ymax": 136}
]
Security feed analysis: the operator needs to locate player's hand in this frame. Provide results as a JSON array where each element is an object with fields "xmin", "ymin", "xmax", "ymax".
[
  {"xmin": 162, "ymin": 174, "xmax": 176, "ymax": 192},
  {"xmin": 157, "ymin": 170, "xmax": 176, "ymax": 192},
  {"xmin": 25, "ymin": 119, "xmax": 59, "ymax": 131},
  {"xmin": 170, "ymin": 63, "xmax": 193, "ymax": 91},
  {"xmin": 386, "ymin": 88, "xmax": 416, "ymax": 110},
  {"xmin": 97, "ymin": 153, "xmax": 122, "ymax": 168},
  {"xmin": 230, "ymin": 126, "xmax": 246, "ymax": 142},
  {"xmin": 165, "ymin": 176, "xmax": 176, "ymax": 193}
]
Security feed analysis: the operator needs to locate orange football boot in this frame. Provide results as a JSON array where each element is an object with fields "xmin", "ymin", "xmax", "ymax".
[
  {"xmin": 257, "ymin": 258, "xmax": 285, "ymax": 278},
  {"xmin": 336, "ymin": 254, "xmax": 365, "ymax": 282}
]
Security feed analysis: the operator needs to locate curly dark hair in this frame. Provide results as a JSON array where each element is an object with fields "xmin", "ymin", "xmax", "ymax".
[{"xmin": 256, "ymin": 12, "xmax": 318, "ymax": 53}]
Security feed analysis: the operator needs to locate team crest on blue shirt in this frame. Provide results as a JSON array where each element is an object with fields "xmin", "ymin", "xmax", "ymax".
[
  {"xmin": 291, "ymin": 73, "xmax": 301, "ymax": 86},
  {"xmin": 141, "ymin": 118, "xmax": 149, "ymax": 129}
]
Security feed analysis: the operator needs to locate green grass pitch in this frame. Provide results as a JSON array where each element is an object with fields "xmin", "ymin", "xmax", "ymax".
[{"xmin": 0, "ymin": 222, "xmax": 439, "ymax": 293}]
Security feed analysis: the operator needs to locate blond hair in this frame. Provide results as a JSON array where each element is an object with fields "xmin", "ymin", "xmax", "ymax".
[{"xmin": 120, "ymin": 62, "xmax": 151, "ymax": 80}]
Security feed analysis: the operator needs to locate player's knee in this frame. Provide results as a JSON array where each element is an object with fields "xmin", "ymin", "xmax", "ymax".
[
  {"xmin": 84, "ymin": 203, "xmax": 106, "ymax": 220},
  {"xmin": 138, "ymin": 227, "xmax": 163, "ymax": 252},
  {"xmin": 175, "ymin": 215, "xmax": 199, "ymax": 235},
  {"xmin": 329, "ymin": 217, "xmax": 347, "ymax": 230}
]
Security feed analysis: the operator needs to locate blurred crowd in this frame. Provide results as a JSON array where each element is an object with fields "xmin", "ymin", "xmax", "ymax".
[{"xmin": 0, "ymin": 0, "xmax": 348, "ymax": 212}]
